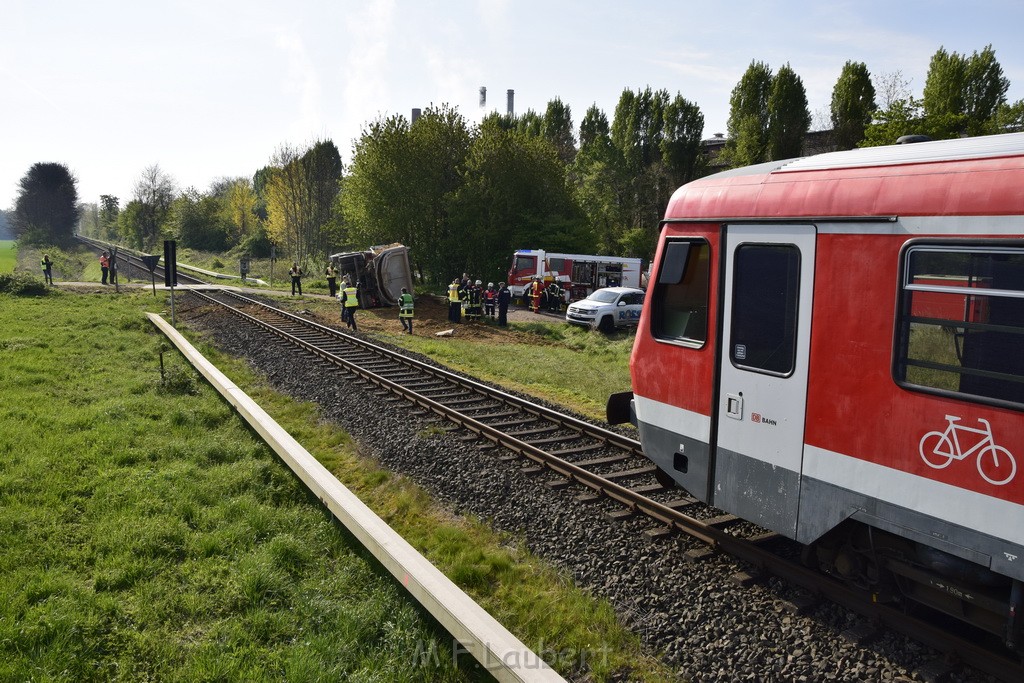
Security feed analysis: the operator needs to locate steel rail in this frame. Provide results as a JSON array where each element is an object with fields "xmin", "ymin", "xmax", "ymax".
[{"xmin": 211, "ymin": 288, "xmax": 646, "ymax": 456}]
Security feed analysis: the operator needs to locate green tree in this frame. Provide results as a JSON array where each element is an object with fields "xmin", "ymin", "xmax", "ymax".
[
  {"xmin": 78, "ymin": 202, "xmax": 99, "ymax": 238},
  {"xmin": 450, "ymin": 118, "xmax": 586, "ymax": 281},
  {"xmin": 301, "ymin": 139, "xmax": 343, "ymax": 258},
  {"xmin": 516, "ymin": 110, "xmax": 543, "ymax": 137},
  {"xmin": 123, "ymin": 165, "xmax": 175, "ymax": 250},
  {"xmin": 170, "ymin": 188, "xmax": 230, "ymax": 251},
  {"xmin": 860, "ymin": 97, "xmax": 924, "ymax": 147},
  {"xmin": 993, "ymin": 99, "xmax": 1024, "ymax": 133},
  {"xmin": 579, "ymin": 103, "xmax": 611, "ymax": 151},
  {"xmin": 767, "ymin": 64, "xmax": 811, "ymax": 160},
  {"xmin": 217, "ymin": 178, "xmax": 262, "ymax": 251},
  {"xmin": 831, "ymin": 61, "xmax": 877, "ymax": 150},
  {"xmin": 542, "ymin": 98, "xmax": 576, "ymax": 165},
  {"xmin": 922, "ymin": 45, "xmax": 1009, "ymax": 138},
  {"xmin": 608, "ymin": 87, "xmax": 704, "ymax": 258},
  {"xmin": 342, "ymin": 105, "xmax": 472, "ymax": 282},
  {"xmin": 573, "ymin": 104, "xmax": 627, "ymax": 254},
  {"xmin": 722, "ymin": 61, "xmax": 773, "ymax": 167},
  {"xmin": 265, "ymin": 144, "xmax": 309, "ymax": 266},
  {"xmin": 610, "ymin": 87, "xmax": 667, "ymax": 238},
  {"xmin": 922, "ymin": 47, "xmax": 969, "ymax": 138},
  {"xmin": 11, "ymin": 162, "xmax": 79, "ymax": 247},
  {"xmin": 660, "ymin": 94, "xmax": 705, "ymax": 187},
  {"xmin": 964, "ymin": 45, "xmax": 1010, "ymax": 135},
  {"xmin": 98, "ymin": 195, "xmax": 119, "ymax": 241}
]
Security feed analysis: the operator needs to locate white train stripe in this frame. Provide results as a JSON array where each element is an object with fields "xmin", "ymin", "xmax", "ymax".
[{"xmin": 803, "ymin": 444, "xmax": 1024, "ymax": 547}]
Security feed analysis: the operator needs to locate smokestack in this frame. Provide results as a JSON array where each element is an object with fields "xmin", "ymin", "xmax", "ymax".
[
  {"xmin": 479, "ymin": 87, "xmax": 486, "ymax": 108},
  {"xmin": 411, "ymin": 108, "xmax": 421, "ymax": 124},
  {"xmin": 507, "ymin": 89, "xmax": 514, "ymax": 117}
]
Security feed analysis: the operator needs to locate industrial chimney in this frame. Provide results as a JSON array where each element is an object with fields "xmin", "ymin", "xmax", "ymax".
[
  {"xmin": 479, "ymin": 87, "xmax": 486, "ymax": 108},
  {"xmin": 507, "ymin": 89, "xmax": 514, "ymax": 117}
]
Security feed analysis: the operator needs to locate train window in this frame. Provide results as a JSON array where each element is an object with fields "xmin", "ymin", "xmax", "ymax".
[
  {"xmin": 730, "ymin": 244, "xmax": 800, "ymax": 375},
  {"xmin": 651, "ymin": 239, "xmax": 710, "ymax": 344},
  {"xmin": 896, "ymin": 244, "xmax": 1024, "ymax": 409}
]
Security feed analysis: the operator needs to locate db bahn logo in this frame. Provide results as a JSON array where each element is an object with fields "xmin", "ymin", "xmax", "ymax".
[{"xmin": 751, "ymin": 413, "xmax": 777, "ymax": 426}]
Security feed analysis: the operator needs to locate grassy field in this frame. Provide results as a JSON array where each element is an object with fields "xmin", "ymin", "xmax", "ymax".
[
  {"xmin": 0, "ymin": 240, "xmax": 15, "ymax": 273},
  {"xmin": 0, "ymin": 286, "xmax": 669, "ymax": 681}
]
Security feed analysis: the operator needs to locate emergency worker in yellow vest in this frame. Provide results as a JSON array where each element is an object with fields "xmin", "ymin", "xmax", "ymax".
[
  {"xmin": 398, "ymin": 287, "xmax": 414, "ymax": 334},
  {"xmin": 325, "ymin": 263, "xmax": 338, "ymax": 297},
  {"xmin": 447, "ymin": 278, "xmax": 462, "ymax": 323},
  {"xmin": 341, "ymin": 279, "xmax": 359, "ymax": 330}
]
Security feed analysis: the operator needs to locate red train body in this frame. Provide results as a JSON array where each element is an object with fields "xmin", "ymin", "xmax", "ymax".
[{"xmin": 611, "ymin": 133, "xmax": 1024, "ymax": 646}]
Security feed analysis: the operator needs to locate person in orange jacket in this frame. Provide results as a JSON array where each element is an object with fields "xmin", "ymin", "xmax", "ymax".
[{"xmin": 99, "ymin": 252, "xmax": 110, "ymax": 285}]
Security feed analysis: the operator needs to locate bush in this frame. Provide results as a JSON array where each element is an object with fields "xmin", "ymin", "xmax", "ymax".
[{"xmin": 0, "ymin": 272, "xmax": 49, "ymax": 295}]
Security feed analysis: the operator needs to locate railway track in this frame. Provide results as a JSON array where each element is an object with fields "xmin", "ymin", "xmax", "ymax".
[
  {"xmin": 76, "ymin": 236, "xmax": 207, "ymax": 286},
  {"xmin": 183, "ymin": 287, "xmax": 1023, "ymax": 682}
]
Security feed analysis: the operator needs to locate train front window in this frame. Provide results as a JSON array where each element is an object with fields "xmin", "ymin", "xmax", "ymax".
[
  {"xmin": 896, "ymin": 243, "xmax": 1024, "ymax": 409},
  {"xmin": 651, "ymin": 239, "xmax": 710, "ymax": 345}
]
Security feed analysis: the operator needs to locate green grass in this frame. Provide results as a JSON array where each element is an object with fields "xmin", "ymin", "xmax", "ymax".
[
  {"xmin": 0, "ymin": 240, "xmax": 15, "ymax": 274},
  {"xmin": 392, "ymin": 325, "xmax": 634, "ymax": 420},
  {"xmin": 0, "ymin": 292, "xmax": 475, "ymax": 681},
  {"xmin": 905, "ymin": 324, "xmax": 963, "ymax": 391},
  {"xmin": 0, "ymin": 290, "xmax": 672, "ymax": 681}
]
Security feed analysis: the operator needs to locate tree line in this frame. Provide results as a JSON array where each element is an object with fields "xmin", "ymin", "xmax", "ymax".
[{"xmin": 13, "ymin": 44, "xmax": 1024, "ymax": 286}]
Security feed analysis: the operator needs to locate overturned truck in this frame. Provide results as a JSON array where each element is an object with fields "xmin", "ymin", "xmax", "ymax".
[{"xmin": 329, "ymin": 243, "xmax": 414, "ymax": 307}]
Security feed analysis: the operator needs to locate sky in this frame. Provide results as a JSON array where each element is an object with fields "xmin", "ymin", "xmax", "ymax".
[{"xmin": 2, "ymin": 0, "xmax": 1023, "ymax": 211}]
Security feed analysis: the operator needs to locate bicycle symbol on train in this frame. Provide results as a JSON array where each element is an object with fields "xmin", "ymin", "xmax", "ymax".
[{"xmin": 918, "ymin": 415, "xmax": 1017, "ymax": 486}]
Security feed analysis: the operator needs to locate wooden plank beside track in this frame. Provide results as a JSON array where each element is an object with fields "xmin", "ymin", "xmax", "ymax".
[{"xmin": 147, "ymin": 313, "xmax": 565, "ymax": 683}]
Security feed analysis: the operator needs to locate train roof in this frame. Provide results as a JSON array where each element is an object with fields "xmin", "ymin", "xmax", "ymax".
[{"xmin": 666, "ymin": 132, "xmax": 1024, "ymax": 221}]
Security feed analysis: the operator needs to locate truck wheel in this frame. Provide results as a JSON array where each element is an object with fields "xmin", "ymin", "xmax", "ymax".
[{"xmin": 597, "ymin": 315, "xmax": 615, "ymax": 333}]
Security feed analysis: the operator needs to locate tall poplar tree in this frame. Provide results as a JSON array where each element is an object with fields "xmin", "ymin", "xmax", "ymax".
[
  {"xmin": 542, "ymin": 98, "xmax": 577, "ymax": 165},
  {"xmin": 830, "ymin": 61, "xmax": 876, "ymax": 150},
  {"xmin": 964, "ymin": 45, "xmax": 1010, "ymax": 135},
  {"xmin": 767, "ymin": 64, "xmax": 811, "ymax": 160},
  {"xmin": 723, "ymin": 61, "xmax": 774, "ymax": 167}
]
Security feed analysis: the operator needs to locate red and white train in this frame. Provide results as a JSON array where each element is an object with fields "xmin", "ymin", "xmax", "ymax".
[{"xmin": 609, "ymin": 132, "xmax": 1024, "ymax": 647}]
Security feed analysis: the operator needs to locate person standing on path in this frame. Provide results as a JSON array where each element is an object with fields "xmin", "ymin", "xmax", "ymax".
[
  {"xmin": 289, "ymin": 262, "xmax": 303, "ymax": 295},
  {"xmin": 41, "ymin": 254, "xmax": 54, "ymax": 285},
  {"xmin": 325, "ymin": 262, "xmax": 338, "ymax": 298},
  {"xmin": 447, "ymin": 278, "xmax": 462, "ymax": 323},
  {"xmin": 497, "ymin": 282, "xmax": 511, "ymax": 327},
  {"xmin": 341, "ymin": 280, "xmax": 359, "ymax": 330},
  {"xmin": 99, "ymin": 252, "xmax": 110, "ymax": 285},
  {"xmin": 398, "ymin": 287, "xmax": 414, "ymax": 334}
]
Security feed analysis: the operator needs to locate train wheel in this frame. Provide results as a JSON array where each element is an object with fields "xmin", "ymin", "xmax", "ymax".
[
  {"xmin": 919, "ymin": 431, "xmax": 954, "ymax": 469},
  {"xmin": 977, "ymin": 445, "xmax": 1016, "ymax": 486}
]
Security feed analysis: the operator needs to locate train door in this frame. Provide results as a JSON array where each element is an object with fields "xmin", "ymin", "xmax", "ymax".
[{"xmin": 713, "ymin": 225, "xmax": 816, "ymax": 537}]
